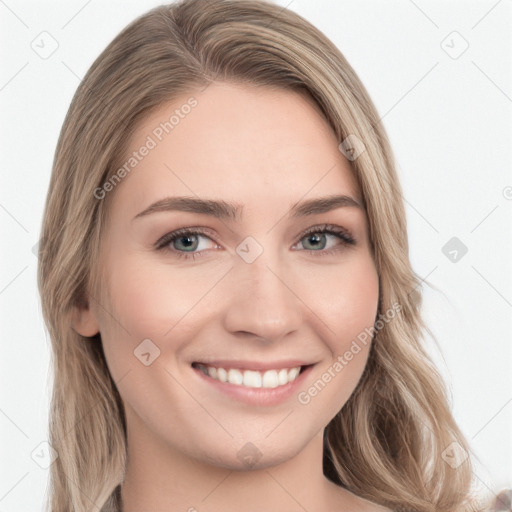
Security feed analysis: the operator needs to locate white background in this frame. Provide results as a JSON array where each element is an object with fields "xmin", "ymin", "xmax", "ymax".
[{"xmin": 1, "ymin": 0, "xmax": 511, "ymax": 510}]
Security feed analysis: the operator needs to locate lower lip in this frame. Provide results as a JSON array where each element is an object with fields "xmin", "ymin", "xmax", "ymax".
[{"xmin": 192, "ymin": 365, "xmax": 314, "ymax": 407}]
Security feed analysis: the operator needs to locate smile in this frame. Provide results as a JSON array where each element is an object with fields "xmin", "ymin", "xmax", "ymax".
[{"xmin": 193, "ymin": 363, "xmax": 303, "ymax": 389}]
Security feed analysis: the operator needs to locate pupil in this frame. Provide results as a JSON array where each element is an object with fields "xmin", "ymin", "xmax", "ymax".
[
  {"xmin": 177, "ymin": 235, "xmax": 197, "ymax": 251},
  {"xmin": 307, "ymin": 233, "xmax": 325, "ymax": 250}
]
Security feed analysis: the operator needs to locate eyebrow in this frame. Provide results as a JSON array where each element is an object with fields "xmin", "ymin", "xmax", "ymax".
[{"xmin": 132, "ymin": 194, "xmax": 363, "ymax": 222}]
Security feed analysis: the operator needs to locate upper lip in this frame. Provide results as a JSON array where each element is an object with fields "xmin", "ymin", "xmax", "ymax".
[{"xmin": 192, "ymin": 359, "xmax": 316, "ymax": 371}]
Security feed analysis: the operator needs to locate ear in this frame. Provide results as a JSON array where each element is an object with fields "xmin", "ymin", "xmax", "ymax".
[{"xmin": 71, "ymin": 298, "xmax": 100, "ymax": 337}]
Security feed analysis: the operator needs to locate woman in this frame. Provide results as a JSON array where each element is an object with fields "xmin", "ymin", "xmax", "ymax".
[{"xmin": 37, "ymin": 0, "xmax": 495, "ymax": 510}]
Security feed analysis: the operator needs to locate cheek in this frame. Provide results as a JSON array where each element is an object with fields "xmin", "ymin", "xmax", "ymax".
[
  {"xmin": 295, "ymin": 257, "xmax": 379, "ymax": 420},
  {"xmin": 99, "ymin": 253, "xmax": 209, "ymax": 337},
  {"xmin": 94, "ymin": 256, "xmax": 174, "ymax": 378},
  {"xmin": 318, "ymin": 252, "xmax": 380, "ymax": 348},
  {"xmin": 99, "ymin": 246, "xmax": 379, "ymax": 354},
  {"xmin": 315, "ymin": 254, "xmax": 378, "ymax": 390},
  {"xmin": 95, "ymin": 252, "xmax": 228, "ymax": 378}
]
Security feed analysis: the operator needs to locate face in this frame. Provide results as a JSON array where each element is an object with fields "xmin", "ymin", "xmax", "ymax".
[{"xmin": 77, "ymin": 82, "xmax": 379, "ymax": 470}]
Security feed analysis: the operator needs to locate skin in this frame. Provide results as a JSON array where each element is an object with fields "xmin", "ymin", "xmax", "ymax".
[{"xmin": 73, "ymin": 82, "xmax": 389, "ymax": 512}]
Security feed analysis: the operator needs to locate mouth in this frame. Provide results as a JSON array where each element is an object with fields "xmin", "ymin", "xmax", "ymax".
[{"xmin": 191, "ymin": 362, "xmax": 311, "ymax": 389}]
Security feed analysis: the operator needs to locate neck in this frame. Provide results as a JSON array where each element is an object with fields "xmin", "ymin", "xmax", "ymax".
[{"xmin": 120, "ymin": 411, "xmax": 344, "ymax": 512}]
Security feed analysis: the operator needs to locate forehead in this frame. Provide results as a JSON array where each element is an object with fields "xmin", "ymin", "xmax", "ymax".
[{"xmin": 109, "ymin": 82, "xmax": 362, "ymax": 217}]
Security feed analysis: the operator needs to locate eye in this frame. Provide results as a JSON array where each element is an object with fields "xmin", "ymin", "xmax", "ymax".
[
  {"xmin": 292, "ymin": 224, "xmax": 356, "ymax": 256},
  {"xmin": 155, "ymin": 224, "xmax": 356, "ymax": 261},
  {"xmin": 155, "ymin": 227, "xmax": 219, "ymax": 260}
]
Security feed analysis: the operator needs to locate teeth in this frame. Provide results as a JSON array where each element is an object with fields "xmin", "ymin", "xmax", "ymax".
[
  {"xmin": 196, "ymin": 364, "xmax": 303, "ymax": 388},
  {"xmin": 262, "ymin": 370, "xmax": 279, "ymax": 388},
  {"xmin": 227, "ymin": 368, "xmax": 243, "ymax": 385},
  {"xmin": 278, "ymin": 368, "xmax": 288, "ymax": 386},
  {"xmin": 217, "ymin": 367, "xmax": 227, "ymax": 382},
  {"xmin": 243, "ymin": 370, "xmax": 262, "ymax": 388},
  {"xmin": 287, "ymin": 367, "xmax": 300, "ymax": 382}
]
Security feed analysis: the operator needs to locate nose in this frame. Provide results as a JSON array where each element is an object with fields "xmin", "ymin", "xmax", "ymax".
[{"xmin": 222, "ymin": 252, "xmax": 303, "ymax": 343}]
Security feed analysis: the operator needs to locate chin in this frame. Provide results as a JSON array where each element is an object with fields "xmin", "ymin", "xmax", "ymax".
[{"xmin": 191, "ymin": 437, "xmax": 308, "ymax": 472}]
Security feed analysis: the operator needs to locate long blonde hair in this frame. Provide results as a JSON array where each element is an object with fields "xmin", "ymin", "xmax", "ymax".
[{"xmin": 37, "ymin": 0, "xmax": 486, "ymax": 510}]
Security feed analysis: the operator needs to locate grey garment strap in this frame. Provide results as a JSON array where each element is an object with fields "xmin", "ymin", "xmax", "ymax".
[{"xmin": 490, "ymin": 489, "xmax": 512, "ymax": 511}]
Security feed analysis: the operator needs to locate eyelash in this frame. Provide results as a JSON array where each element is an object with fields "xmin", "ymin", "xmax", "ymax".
[{"xmin": 155, "ymin": 224, "xmax": 356, "ymax": 261}]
